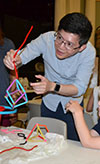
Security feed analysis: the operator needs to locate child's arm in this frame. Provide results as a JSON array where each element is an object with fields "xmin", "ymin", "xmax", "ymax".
[{"xmin": 65, "ymin": 100, "xmax": 100, "ymax": 149}]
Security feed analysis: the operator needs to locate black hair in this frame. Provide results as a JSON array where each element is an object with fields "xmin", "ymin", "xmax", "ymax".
[{"xmin": 58, "ymin": 12, "xmax": 92, "ymax": 46}]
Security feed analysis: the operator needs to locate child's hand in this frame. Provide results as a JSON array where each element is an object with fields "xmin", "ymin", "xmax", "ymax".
[{"xmin": 65, "ymin": 100, "xmax": 83, "ymax": 114}]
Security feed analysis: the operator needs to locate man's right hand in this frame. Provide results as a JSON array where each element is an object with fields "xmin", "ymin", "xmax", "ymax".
[{"xmin": 3, "ymin": 49, "xmax": 22, "ymax": 70}]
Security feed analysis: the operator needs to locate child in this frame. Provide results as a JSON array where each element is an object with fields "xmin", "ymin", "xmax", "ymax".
[{"xmin": 65, "ymin": 100, "xmax": 100, "ymax": 149}]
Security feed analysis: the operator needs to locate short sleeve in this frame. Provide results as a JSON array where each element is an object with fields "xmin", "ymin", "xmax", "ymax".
[{"xmin": 92, "ymin": 119, "xmax": 100, "ymax": 135}]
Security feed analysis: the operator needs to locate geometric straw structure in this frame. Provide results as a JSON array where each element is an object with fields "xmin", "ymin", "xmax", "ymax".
[
  {"xmin": 5, "ymin": 79, "xmax": 28, "ymax": 109},
  {"xmin": 26, "ymin": 123, "xmax": 49, "ymax": 142},
  {"xmin": 0, "ymin": 106, "xmax": 17, "ymax": 115}
]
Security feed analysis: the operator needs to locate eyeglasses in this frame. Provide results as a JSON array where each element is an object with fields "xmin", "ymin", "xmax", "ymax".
[{"xmin": 54, "ymin": 32, "xmax": 81, "ymax": 51}]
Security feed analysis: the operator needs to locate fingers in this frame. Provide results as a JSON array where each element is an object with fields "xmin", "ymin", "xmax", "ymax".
[
  {"xmin": 30, "ymin": 81, "xmax": 42, "ymax": 87},
  {"xmin": 30, "ymin": 76, "xmax": 48, "ymax": 94},
  {"xmin": 66, "ymin": 101, "xmax": 72, "ymax": 111},
  {"xmin": 30, "ymin": 82, "xmax": 46, "ymax": 94},
  {"xmin": 3, "ymin": 49, "xmax": 15, "ymax": 70},
  {"xmin": 65, "ymin": 100, "xmax": 76, "ymax": 112},
  {"xmin": 66, "ymin": 100, "xmax": 83, "ymax": 114},
  {"xmin": 30, "ymin": 76, "xmax": 52, "ymax": 94},
  {"xmin": 35, "ymin": 75, "xmax": 45, "ymax": 81},
  {"xmin": 3, "ymin": 49, "xmax": 22, "ymax": 70},
  {"xmin": 30, "ymin": 75, "xmax": 46, "ymax": 89}
]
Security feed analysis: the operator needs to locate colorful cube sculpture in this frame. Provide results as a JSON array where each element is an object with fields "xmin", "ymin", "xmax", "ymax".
[{"xmin": 5, "ymin": 79, "xmax": 28, "ymax": 109}]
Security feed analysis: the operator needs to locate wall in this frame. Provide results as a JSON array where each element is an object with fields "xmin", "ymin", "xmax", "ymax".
[{"xmin": 96, "ymin": 1, "xmax": 100, "ymax": 29}]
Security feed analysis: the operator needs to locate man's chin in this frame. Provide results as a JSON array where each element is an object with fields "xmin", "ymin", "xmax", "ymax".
[
  {"xmin": 56, "ymin": 54, "xmax": 68, "ymax": 60},
  {"xmin": 56, "ymin": 56, "xmax": 65, "ymax": 60}
]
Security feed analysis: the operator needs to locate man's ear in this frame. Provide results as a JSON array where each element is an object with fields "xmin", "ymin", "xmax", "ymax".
[{"xmin": 79, "ymin": 44, "xmax": 87, "ymax": 52}]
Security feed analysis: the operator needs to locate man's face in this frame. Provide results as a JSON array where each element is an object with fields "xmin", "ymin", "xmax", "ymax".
[{"xmin": 55, "ymin": 29, "xmax": 83, "ymax": 60}]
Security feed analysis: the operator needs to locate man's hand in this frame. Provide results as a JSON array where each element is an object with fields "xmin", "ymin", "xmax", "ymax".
[
  {"xmin": 30, "ymin": 75, "xmax": 55, "ymax": 94},
  {"xmin": 3, "ymin": 49, "xmax": 22, "ymax": 70}
]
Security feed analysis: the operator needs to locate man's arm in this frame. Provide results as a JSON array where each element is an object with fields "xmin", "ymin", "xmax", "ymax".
[{"xmin": 30, "ymin": 75, "xmax": 78, "ymax": 96}]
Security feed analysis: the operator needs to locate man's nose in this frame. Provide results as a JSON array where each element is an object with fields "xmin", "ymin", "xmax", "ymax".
[{"xmin": 60, "ymin": 41, "xmax": 66, "ymax": 48}]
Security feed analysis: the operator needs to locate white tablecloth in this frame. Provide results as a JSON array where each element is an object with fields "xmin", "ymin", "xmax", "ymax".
[
  {"xmin": 0, "ymin": 126, "xmax": 65, "ymax": 164},
  {"xmin": 0, "ymin": 126, "xmax": 100, "ymax": 164}
]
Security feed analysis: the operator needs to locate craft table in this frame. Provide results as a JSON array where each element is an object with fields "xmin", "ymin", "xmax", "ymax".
[
  {"xmin": 0, "ymin": 126, "xmax": 100, "ymax": 164},
  {"xmin": 38, "ymin": 140, "xmax": 100, "ymax": 164}
]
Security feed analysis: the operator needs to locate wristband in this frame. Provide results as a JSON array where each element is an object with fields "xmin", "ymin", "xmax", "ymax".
[{"xmin": 54, "ymin": 83, "xmax": 60, "ymax": 92}]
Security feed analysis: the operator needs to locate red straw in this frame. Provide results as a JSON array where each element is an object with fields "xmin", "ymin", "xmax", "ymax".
[
  {"xmin": 13, "ymin": 25, "xmax": 33, "ymax": 79},
  {"xmin": 0, "ymin": 106, "xmax": 5, "ymax": 124},
  {"xmin": 0, "ymin": 145, "xmax": 38, "ymax": 154}
]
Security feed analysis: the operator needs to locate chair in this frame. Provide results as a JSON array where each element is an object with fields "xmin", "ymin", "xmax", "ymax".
[
  {"xmin": 84, "ymin": 112, "xmax": 94, "ymax": 130},
  {"xmin": 27, "ymin": 96, "xmax": 42, "ymax": 120},
  {"xmin": 26, "ymin": 117, "xmax": 67, "ymax": 139}
]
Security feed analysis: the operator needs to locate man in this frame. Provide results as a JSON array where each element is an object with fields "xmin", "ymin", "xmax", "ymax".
[
  {"xmin": 66, "ymin": 100, "xmax": 100, "ymax": 149},
  {"xmin": 4, "ymin": 12, "xmax": 96, "ymax": 140}
]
